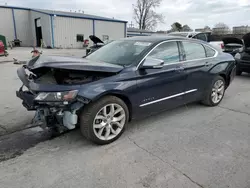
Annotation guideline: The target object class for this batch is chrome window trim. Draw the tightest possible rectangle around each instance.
[136,39,218,70]
[139,89,197,107]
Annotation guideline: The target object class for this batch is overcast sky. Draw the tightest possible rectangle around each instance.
[1,0,250,31]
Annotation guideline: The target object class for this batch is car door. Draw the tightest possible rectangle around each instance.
[180,41,217,103]
[133,41,187,117]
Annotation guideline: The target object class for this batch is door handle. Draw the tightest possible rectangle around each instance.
[175,67,185,72]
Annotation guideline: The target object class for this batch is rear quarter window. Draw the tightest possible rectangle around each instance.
[204,45,216,57]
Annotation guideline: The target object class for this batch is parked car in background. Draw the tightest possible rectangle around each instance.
[234,33,250,75]
[86,35,104,55]
[222,37,243,57]
[16,36,236,145]
[168,32,225,52]
[86,35,113,55]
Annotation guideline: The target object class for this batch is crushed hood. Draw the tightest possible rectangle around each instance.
[243,33,250,48]
[222,37,243,46]
[89,35,104,44]
[27,55,123,73]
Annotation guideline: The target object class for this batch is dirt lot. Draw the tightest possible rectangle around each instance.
[0,73,249,188]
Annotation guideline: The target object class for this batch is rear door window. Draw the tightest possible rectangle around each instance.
[148,41,180,64]
[182,41,206,60]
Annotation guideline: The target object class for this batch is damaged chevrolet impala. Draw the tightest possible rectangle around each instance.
[16,36,236,145]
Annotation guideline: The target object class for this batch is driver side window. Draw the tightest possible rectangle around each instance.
[147,41,180,64]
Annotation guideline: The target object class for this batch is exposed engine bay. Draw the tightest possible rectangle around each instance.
[29,67,115,85]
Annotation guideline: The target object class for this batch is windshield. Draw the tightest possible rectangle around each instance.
[86,40,152,66]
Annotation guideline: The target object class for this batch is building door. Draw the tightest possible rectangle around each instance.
[35,18,43,47]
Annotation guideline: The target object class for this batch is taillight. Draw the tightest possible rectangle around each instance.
[221,43,224,49]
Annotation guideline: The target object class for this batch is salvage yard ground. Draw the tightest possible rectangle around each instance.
[0,48,249,188]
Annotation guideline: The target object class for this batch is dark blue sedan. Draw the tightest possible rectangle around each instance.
[16,36,236,144]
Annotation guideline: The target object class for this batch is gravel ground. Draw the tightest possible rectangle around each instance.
[0,75,249,188]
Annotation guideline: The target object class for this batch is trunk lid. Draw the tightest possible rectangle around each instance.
[241,33,250,60]
[222,37,243,46]
[89,35,104,44]
[222,37,243,54]
[243,33,250,48]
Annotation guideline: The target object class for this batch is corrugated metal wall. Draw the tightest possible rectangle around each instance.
[0,7,126,48]
[95,20,125,41]
[14,9,32,46]
[53,16,93,48]
[30,11,51,47]
[0,8,15,44]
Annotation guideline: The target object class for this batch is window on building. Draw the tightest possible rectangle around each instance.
[76,34,84,42]
[182,41,206,60]
[103,35,109,41]
[204,45,216,57]
[148,41,180,63]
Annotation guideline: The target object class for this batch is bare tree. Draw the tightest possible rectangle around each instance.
[133,0,164,30]
[214,23,229,29]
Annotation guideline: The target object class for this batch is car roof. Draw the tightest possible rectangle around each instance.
[122,36,192,43]
[169,31,197,35]
[122,36,211,46]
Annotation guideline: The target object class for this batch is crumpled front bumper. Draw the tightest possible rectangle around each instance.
[16,86,36,110]
[16,65,85,130]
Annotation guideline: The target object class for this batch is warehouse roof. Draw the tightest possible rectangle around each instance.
[0,5,127,23]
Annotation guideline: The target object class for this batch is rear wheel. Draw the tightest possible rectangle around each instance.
[80,96,129,145]
[202,76,225,106]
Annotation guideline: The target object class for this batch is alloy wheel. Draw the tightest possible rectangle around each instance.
[211,80,225,104]
[93,103,126,141]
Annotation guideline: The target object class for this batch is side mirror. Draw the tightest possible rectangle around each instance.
[140,57,164,69]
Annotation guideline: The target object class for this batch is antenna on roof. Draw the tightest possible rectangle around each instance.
[5,2,7,5]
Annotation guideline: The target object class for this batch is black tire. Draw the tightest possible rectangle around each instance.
[202,76,225,106]
[80,96,129,145]
[236,69,242,76]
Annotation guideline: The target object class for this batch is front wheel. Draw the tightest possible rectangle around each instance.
[80,96,129,145]
[202,76,225,106]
